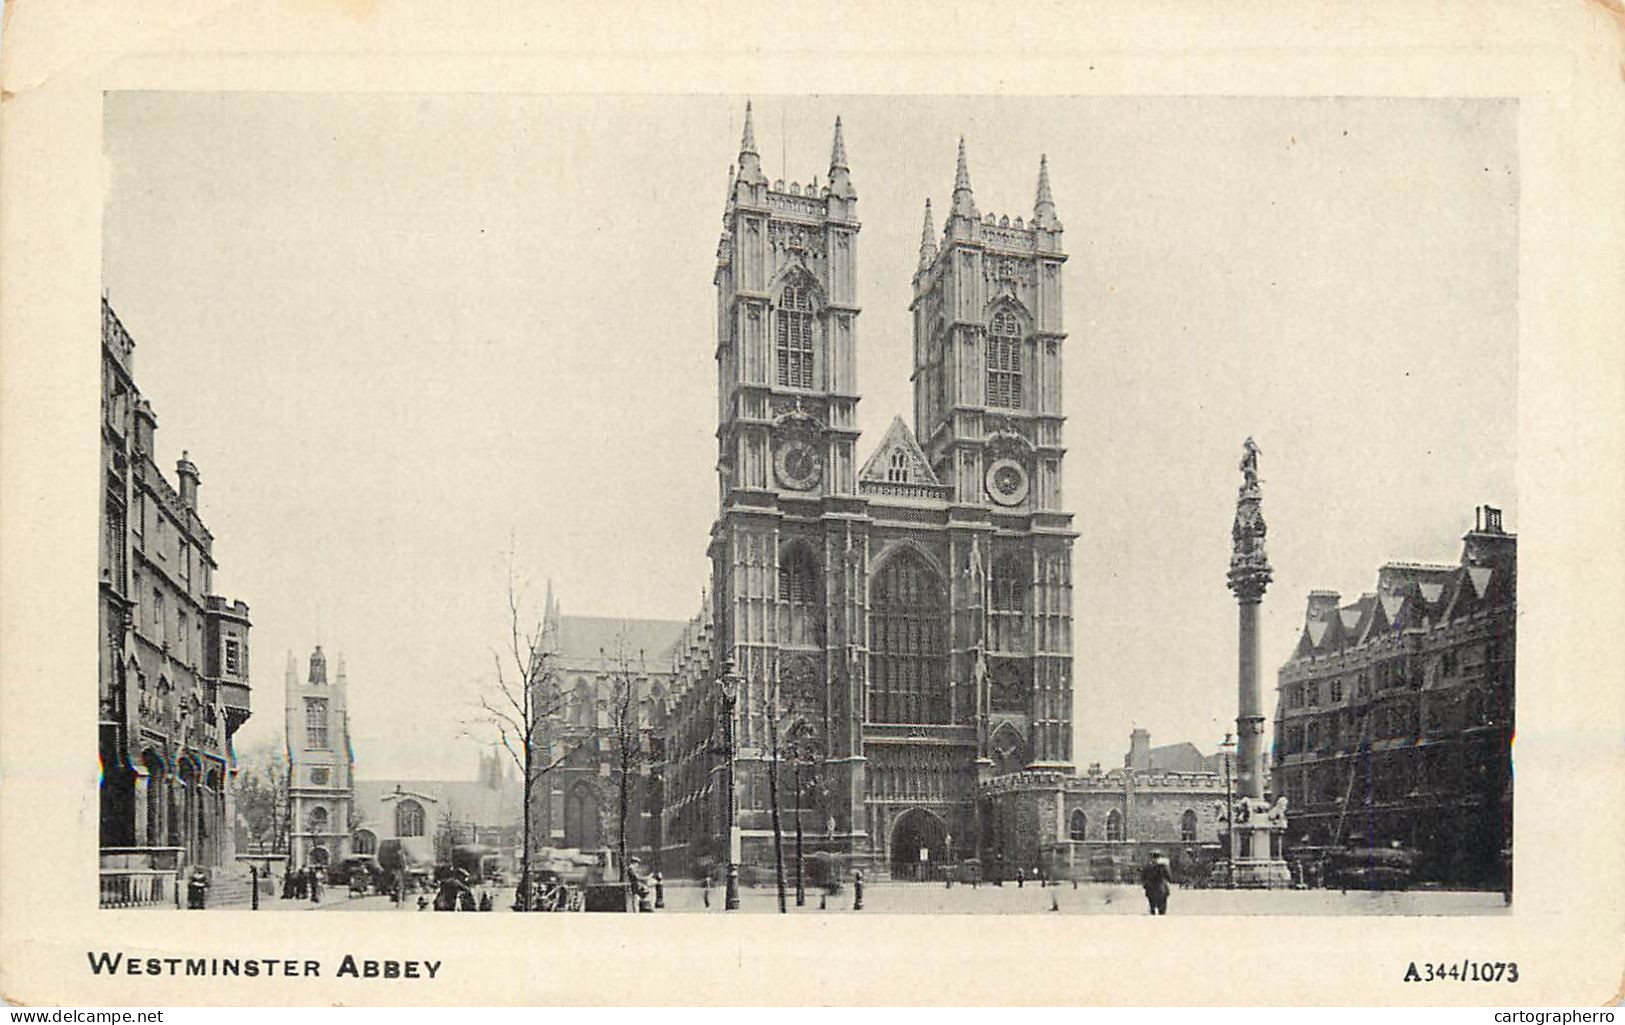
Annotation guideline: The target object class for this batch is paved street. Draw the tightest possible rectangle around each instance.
[288,881,1508,916]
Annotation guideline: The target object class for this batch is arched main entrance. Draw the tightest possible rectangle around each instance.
[890,808,949,881]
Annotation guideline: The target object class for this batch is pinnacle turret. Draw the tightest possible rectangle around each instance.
[736,101,766,186]
[918,199,938,269]
[740,100,757,156]
[827,115,856,201]
[950,137,978,220]
[1033,153,1060,229]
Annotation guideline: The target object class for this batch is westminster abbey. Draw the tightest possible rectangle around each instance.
[655,105,1083,879]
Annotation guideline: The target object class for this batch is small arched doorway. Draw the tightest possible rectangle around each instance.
[310,845,330,868]
[890,807,949,881]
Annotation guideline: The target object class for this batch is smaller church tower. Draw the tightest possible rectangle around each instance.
[284,646,354,871]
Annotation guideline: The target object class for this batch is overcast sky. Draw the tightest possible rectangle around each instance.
[103,92,1516,780]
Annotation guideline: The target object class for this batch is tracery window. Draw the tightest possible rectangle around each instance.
[986,308,1023,408]
[1106,810,1124,842]
[1068,810,1087,841]
[1181,809,1198,842]
[304,698,329,749]
[777,544,823,647]
[776,282,816,389]
[867,551,948,724]
[395,799,425,837]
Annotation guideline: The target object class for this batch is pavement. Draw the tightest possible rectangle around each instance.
[287,881,1509,916]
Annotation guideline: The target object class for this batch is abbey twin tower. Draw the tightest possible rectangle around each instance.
[659,104,1081,878]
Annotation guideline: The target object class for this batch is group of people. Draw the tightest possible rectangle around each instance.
[426,867,493,911]
[281,866,325,903]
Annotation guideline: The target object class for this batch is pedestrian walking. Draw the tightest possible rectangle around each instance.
[701,872,712,908]
[309,867,323,904]
[852,869,864,911]
[1016,866,1025,888]
[1140,850,1172,915]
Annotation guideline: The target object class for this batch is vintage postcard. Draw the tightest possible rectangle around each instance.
[1,0,1621,1007]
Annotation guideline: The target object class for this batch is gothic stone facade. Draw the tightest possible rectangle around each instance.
[1273,505,1516,886]
[99,299,252,882]
[664,109,1077,878]
[528,599,686,868]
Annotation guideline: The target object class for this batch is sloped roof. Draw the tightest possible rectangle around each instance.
[858,416,941,487]
[1147,742,1207,773]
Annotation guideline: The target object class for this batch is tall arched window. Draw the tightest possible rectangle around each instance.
[990,722,1028,776]
[308,806,329,836]
[986,307,1023,408]
[564,783,601,851]
[1069,809,1087,841]
[353,829,376,855]
[990,554,1027,653]
[868,550,948,724]
[1181,809,1198,842]
[776,281,816,389]
[572,681,594,727]
[395,799,425,838]
[1105,810,1124,842]
[778,543,823,648]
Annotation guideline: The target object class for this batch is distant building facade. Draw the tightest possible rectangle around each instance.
[285,646,355,870]
[983,732,1228,881]
[530,590,686,868]
[1273,505,1516,886]
[99,299,253,881]
[352,752,522,870]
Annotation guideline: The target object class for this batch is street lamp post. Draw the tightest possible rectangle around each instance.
[718,659,741,911]
[1220,732,1237,889]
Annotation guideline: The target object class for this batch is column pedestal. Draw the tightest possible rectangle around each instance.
[1228,797,1291,888]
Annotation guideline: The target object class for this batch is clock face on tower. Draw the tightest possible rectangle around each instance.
[775,439,822,491]
[985,458,1029,507]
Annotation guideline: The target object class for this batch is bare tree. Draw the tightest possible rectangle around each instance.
[470,562,571,907]
[602,638,648,884]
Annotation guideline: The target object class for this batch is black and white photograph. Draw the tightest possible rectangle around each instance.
[2,0,1621,1010]
[96,92,1517,917]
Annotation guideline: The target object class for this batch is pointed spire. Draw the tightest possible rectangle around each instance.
[740,100,757,156]
[827,115,856,201]
[1033,153,1060,230]
[829,116,848,171]
[736,100,765,186]
[918,199,938,269]
[951,136,978,220]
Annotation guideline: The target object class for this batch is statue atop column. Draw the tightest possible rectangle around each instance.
[1224,436,1290,886]
[1227,437,1272,603]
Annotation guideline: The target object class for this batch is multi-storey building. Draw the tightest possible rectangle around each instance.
[285,645,355,871]
[660,106,1077,878]
[99,299,253,900]
[1273,505,1516,886]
